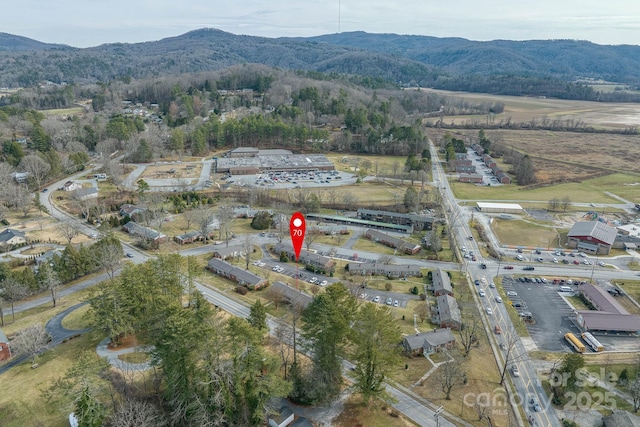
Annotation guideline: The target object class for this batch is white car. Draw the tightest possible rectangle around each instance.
[373,296,380,303]
[511,365,520,377]
[393,300,399,307]
[486,307,493,315]
[495,296,503,303]
[553,258,558,263]
[320,280,328,287]
[507,291,517,297]
[479,290,486,297]
[309,277,318,284]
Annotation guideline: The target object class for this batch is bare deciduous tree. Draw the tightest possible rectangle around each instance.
[436,352,466,400]
[12,323,51,365]
[19,155,50,189]
[110,399,165,427]
[56,220,80,245]
[95,240,124,280]
[458,316,481,357]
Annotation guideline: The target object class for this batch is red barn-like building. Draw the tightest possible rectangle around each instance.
[567,221,617,255]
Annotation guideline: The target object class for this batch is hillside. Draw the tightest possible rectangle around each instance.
[1,28,639,101]
[306,32,640,84]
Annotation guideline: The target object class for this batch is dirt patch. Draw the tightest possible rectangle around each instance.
[108,334,140,351]
[141,163,202,180]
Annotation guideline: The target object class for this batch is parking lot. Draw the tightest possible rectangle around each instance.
[221,169,356,190]
[501,276,578,352]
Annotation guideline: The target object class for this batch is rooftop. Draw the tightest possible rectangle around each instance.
[578,311,640,332]
[568,221,617,245]
[580,283,628,315]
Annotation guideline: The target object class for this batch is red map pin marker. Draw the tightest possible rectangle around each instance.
[289,212,306,261]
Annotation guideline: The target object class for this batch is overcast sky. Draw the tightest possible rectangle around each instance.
[5,0,640,48]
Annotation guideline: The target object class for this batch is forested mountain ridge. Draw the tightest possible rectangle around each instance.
[305,32,640,84]
[1,28,640,100]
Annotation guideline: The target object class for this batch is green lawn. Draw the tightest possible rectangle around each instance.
[451,173,640,204]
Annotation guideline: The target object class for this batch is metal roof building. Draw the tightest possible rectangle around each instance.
[567,221,617,254]
[476,202,524,214]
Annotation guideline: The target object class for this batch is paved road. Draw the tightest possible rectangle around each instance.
[0,302,90,375]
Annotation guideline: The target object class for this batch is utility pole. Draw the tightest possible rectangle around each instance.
[434,406,444,427]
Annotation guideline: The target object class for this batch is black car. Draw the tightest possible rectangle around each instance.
[480,263,487,269]
[523,266,535,271]
[474,280,480,286]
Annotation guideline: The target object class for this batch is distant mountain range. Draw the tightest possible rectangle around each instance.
[1,28,639,98]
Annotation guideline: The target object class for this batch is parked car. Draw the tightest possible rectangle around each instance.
[393,300,399,307]
[507,291,518,297]
[511,365,520,377]
[573,260,580,265]
[373,296,381,303]
[386,297,393,305]
[320,280,328,286]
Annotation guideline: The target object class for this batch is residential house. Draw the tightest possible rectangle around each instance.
[271,281,313,308]
[364,229,421,255]
[206,258,267,290]
[402,328,456,356]
[567,221,617,255]
[174,230,203,245]
[347,262,422,278]
[62,181,81,192]
[11,171,30,183]
[432,269,453,296]
[435,294,461,330]
[0,329,11,361]
[212,244,247,260]
[72,187,98,201]
[121,222,167,243]
[273,243,335,273]
[0,228,27,246]
[119,204,146,218]
[455,165,477,174]
[458,173,484,183]
[470,143,484,155]
[495,170,512,184]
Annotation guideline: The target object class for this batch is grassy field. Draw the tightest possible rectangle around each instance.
[0,331,105,427]
[334,395,419,427]
[450,173,639,205]
[491,218,563,248]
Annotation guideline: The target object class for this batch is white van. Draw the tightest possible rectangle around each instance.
[560,286,573,293]
[516,254,524,261]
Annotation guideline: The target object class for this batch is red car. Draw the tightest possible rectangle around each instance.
[573,259,580,265]
[503,265,514,270]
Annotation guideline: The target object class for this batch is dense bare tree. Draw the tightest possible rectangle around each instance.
[110,399,165,427]
[342,191,358,211]
[193,205,216,244]
[12,323,51,365]
[216,201,235,246]
[19,154,50,189]
[436,352,466,400]
[56,221,80,245]
[458,316,481,357]
[95,238,124,280]
[243,234,254,270]
[12,184,32,217]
